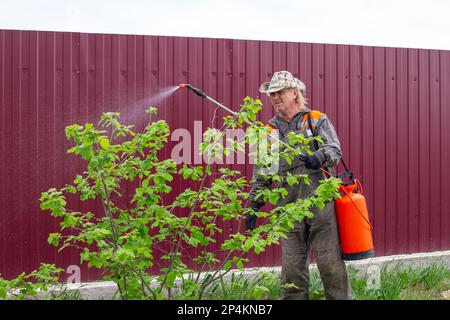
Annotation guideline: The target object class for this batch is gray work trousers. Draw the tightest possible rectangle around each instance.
[280,201,352,300]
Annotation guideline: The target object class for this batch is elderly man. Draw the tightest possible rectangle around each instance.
[246,71,351,300]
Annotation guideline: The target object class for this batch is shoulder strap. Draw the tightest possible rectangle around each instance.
[309,110,323,120]
[265,123,277,132]
[307,112,320,151]
[306,111,351,173]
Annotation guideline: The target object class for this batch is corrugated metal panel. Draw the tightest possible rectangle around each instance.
[1,29,450,281]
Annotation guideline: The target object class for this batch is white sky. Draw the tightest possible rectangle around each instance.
[1,0,450,50]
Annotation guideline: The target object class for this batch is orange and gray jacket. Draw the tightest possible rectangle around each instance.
[249,107,342,208]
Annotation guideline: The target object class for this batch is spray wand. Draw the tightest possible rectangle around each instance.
[178,84,240,120]
[178,83,298,154]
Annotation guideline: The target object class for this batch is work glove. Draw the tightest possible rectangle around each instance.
[245,201,261,231]
[299,152,322,170]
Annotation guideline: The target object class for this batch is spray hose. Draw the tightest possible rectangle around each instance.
[179,83,372,229]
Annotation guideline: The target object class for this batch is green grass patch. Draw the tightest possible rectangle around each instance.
[193,262,450,300]
[348,262,450,300]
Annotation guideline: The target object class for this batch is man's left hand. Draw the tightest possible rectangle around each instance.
[300,153,322,170]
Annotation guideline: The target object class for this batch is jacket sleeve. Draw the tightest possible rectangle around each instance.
[313,114,342,168]
[248,165,272,210]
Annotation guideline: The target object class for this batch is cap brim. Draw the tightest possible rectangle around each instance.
[259,82,285,93]
[259,82,270,93]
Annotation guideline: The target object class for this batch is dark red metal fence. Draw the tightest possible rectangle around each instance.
[1,29,450,281]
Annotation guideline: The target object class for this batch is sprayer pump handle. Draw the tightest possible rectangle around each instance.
[337,171,354,186]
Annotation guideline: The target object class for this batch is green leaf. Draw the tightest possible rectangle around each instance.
[279,188,288,197]
[188,237,200,247]
[166,271,176,288]
[269,193,280,205]
[242,238,254,252]
[146,107,158,115]
[162,173,174,182]
[93,228,112,238]
[305,211,314,219]
[154,174,166,185]
[182,168,193,180]
[79,146,93,160]
[98,137,110,149]
[316,198,325,209]
[116,248,135,264]
[47,233,61,247]
[199,141,210,154]
[223,260,233,271]
[252,285,270,300]
[192,230,204,242]
[286,175,298,186]
[284,154,292,165]
[0,287,7,299]
[62,185,77,194]
[63,215,78,227]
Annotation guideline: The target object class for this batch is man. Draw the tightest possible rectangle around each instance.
[246,71,351,300]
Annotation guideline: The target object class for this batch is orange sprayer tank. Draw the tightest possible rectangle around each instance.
[335,176,375,260]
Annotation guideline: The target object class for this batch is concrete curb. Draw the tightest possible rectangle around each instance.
[67,250,450,300]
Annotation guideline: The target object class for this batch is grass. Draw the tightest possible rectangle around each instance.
[30,262,449,300]
[195,262,450,300]
[202,271,281,300]
[348,262,450,300]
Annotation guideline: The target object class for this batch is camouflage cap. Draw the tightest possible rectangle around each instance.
[259,71,306,95]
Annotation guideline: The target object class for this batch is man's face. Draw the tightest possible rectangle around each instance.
[269,88,297,116]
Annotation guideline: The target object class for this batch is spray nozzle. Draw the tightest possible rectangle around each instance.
[178,83,207,98]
